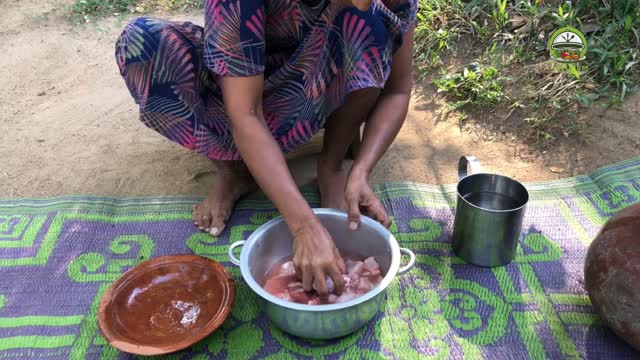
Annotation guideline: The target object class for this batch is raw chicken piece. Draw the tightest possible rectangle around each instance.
[307,297,322,305]
[346,259,364,274]
[289,288,312,304]
[262,275,291,297]
[262,255,384,305]
[280,261,296,275]
[356,277,374,293]
[262,261,298,298]
[363,257,382,278]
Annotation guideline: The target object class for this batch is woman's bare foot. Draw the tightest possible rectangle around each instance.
[317,159,348,211]
[192,162,256,236]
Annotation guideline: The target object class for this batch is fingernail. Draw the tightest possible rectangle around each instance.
[209,227,219,236]
[349,221,358,230]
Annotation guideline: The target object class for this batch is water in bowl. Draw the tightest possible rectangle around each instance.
[463,191,522,211]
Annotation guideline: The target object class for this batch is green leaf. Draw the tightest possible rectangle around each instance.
[567,64,580,80]
[625,15,633,31]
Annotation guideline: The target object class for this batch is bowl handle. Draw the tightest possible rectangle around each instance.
[227,241,245,266]
[397,248,416,275]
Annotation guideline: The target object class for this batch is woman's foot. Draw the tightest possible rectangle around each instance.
[317,158,348,211]
[192,162,256,236]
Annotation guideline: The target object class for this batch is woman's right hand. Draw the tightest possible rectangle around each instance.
[219,75,345,301]
[291,218,346,301]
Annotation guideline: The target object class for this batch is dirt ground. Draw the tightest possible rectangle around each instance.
[1,0,639,198]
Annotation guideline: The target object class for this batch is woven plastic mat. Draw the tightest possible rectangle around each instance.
[0,158,639,359]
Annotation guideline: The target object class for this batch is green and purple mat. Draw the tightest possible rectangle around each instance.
[1,158,639,359]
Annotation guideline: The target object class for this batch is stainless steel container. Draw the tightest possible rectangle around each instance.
[227,209,415,339]
[452,156,529,267]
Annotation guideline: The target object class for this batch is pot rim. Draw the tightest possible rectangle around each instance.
[238,208,401,311]
[457,173,529,213]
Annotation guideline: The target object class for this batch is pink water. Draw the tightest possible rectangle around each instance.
[262,256,384,305]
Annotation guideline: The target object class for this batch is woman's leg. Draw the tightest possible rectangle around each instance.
[116,17,255,236]
[312,4,396,210]
[318,88,380,210]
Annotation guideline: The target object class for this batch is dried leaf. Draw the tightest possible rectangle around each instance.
[549,167,566,173]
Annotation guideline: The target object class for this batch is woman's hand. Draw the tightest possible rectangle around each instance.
[345,168,392,230]
[343,27,414,230]
[291,219,346,301]
[219,75,347,301]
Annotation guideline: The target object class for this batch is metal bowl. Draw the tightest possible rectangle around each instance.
[227,208,415,339]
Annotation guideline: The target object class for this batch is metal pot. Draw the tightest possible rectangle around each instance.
[227,208,416,339]
[452,156,529,267]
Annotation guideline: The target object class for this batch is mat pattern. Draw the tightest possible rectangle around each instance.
[1,158,639,359]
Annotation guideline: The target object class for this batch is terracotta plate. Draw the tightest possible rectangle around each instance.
[97,255,235,356]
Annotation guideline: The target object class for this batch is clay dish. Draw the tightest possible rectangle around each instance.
[97,255,235,356]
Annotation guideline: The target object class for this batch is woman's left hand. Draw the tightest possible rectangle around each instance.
[345,169,391,230]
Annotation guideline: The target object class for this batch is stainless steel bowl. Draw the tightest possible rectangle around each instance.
[227,208,416,339]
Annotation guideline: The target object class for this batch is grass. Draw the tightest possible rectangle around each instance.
[68,0,137,23]
[413,0,470,73]
[433,63,505,107]
[152,0,204,11]
[67,0,203,23]
[491,0,509,30]
[414,0,639,139]
[582,0,640,103]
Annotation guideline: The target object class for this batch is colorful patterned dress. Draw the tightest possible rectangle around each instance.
[115,0,417,160]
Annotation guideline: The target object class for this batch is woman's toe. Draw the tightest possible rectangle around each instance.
[200,213,212,231]
[193,205,201,226]
[208,215,226,236]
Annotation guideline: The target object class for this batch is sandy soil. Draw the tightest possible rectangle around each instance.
[1,0,639,198]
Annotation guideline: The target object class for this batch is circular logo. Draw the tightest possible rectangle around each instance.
[548,26,588,63]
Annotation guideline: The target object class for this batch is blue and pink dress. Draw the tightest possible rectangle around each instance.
[116,0,417,160]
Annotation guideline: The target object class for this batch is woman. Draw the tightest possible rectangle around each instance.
[116,0,416,300]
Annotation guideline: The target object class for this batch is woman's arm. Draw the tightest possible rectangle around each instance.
[344,26,414,228]
[219,75,345,299]
[350,26,415,179]
[220,75,314,230]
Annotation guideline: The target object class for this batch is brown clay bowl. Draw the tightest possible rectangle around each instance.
[97,255,235,356]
